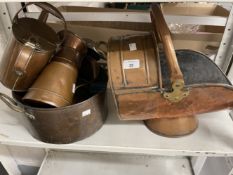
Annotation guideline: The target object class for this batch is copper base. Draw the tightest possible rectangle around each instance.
[144,116,198,137]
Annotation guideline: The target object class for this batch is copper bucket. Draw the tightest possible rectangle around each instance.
[0,2,66,91]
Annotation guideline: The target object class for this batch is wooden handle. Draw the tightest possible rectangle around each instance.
[151,4,184,83]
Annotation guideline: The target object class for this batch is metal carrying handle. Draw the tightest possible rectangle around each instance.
[13,2,66,28]
[13,2,67,44]
[29,2,65,21]
[0,93,35,120]
[150,4,189,103]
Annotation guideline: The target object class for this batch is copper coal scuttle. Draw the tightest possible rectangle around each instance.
[107,5,233,137]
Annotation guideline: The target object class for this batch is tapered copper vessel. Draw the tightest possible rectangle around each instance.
[23,31,87,107]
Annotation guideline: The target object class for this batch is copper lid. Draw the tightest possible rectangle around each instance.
[13,18,60,51]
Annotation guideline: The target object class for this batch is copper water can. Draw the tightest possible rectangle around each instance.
[23,31,87,107]
[0,2,66,91]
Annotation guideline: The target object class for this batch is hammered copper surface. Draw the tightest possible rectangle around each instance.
[3,63,108,144]
[13,90,107,144]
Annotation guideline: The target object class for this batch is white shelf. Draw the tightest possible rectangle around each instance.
[0,87,233,157]
[38,151,192,175]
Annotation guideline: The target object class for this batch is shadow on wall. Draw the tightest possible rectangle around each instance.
[0,162,9,175]
[0,19,7,59]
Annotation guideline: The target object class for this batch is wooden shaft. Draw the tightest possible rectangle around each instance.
[151,5,184,83]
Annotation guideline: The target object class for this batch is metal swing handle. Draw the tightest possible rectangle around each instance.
[150,4,189,102]
[13,2,67,44]
[13,2,66,26]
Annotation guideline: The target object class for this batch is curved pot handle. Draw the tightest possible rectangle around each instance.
[0,93,35,120]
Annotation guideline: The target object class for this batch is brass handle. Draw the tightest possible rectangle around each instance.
[150,4,189,102]
[0,93,35,120]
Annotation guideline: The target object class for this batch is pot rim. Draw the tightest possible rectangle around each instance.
[13,89,106,112]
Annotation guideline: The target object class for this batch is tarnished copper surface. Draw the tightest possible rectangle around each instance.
[23,61,78,107]
[13,90,107,144]
[107,4,233,125]
[117,85,233,120]
[0,36,54,91]
[108,34,159,90]
[0,2,65,91]
[108,34,233,121]
[58,30,87,65]
[145,116,198,137]
[141,5,232,137]
[1,63,108,144]
[23,30,87,107]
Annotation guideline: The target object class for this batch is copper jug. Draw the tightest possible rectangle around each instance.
[23,31,87,107]
[0,2,66,91]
